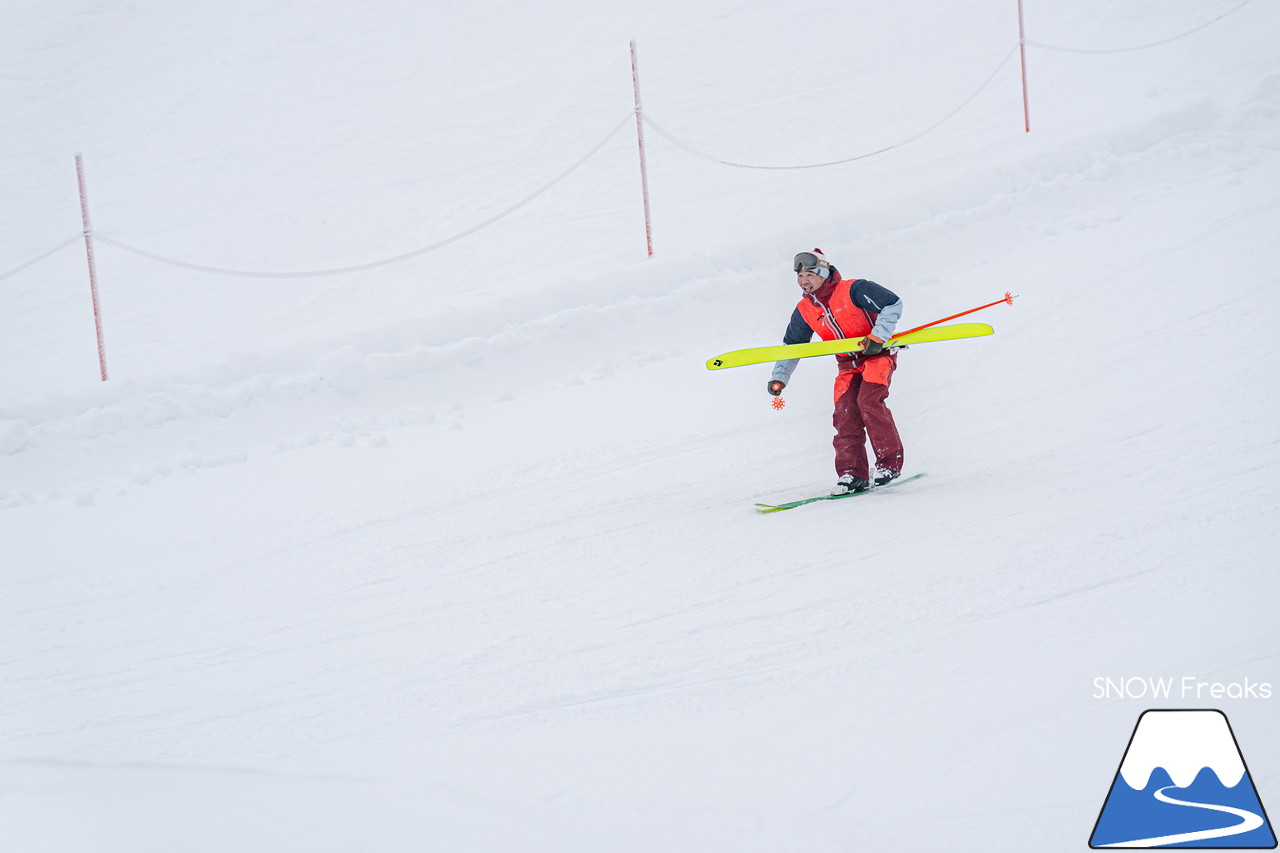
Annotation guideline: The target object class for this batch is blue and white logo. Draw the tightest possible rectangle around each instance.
[1090,709,1276,848]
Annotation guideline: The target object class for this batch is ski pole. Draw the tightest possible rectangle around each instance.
[889,292,1017,342]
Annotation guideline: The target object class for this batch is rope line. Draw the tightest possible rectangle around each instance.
[641,46,1018,171]
[1027,0,1252,54]
[0,235,82,283]
[95,112,634,279]
[5,6,1256,282]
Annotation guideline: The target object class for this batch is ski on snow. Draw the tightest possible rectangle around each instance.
[754,473,927,513]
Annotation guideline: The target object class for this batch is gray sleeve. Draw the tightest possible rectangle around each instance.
[872,298,903,342]
[771,306,811,384]
[771,358,800,384]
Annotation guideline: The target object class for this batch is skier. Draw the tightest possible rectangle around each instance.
[768,249,905,495]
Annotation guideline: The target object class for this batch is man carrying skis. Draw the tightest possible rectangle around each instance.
[768,249,905,495]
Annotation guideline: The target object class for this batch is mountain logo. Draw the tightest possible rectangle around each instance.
[1090,709,1276,848]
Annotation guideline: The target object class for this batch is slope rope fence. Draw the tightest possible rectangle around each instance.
[2,1,1254,283]
[640,1,1255,171]
[0,0,1261,385]
[1026,0,1253,54]
[641,46,1019,171]
[0,235,82,284]
[92,112,634,279]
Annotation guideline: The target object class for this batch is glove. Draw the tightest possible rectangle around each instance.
[767,380,786,396]
[861,336,884,356]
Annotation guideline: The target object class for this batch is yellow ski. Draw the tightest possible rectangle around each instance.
[705,322,994,370]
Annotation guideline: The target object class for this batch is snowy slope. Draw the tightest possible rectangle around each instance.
[3,0,1279,850]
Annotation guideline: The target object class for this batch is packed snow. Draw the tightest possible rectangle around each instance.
[3,0,1278,850]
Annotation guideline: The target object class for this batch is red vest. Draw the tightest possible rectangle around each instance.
[797,278,896,386]
[796,278,873,342]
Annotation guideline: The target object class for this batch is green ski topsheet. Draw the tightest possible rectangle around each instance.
[755,473,927,512]
[706,323,993,370]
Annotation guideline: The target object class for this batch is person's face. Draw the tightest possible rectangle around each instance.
[797,269,824,294]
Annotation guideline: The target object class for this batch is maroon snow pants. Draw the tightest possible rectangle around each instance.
[832,356,903,480]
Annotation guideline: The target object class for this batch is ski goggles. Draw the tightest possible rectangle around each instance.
[793,252,827,274]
